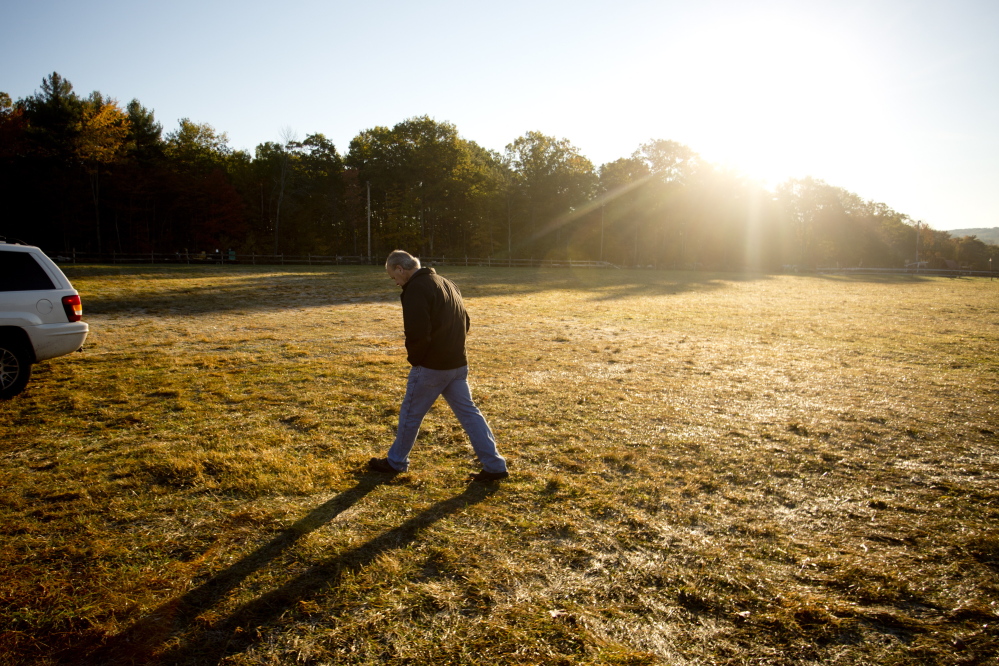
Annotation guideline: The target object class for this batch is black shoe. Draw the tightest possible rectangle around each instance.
[368,457,400,474]
[470,470,509,482]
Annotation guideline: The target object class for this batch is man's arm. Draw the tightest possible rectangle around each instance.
[402,285,434,366]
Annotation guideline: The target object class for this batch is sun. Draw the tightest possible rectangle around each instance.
[660,15,886,187]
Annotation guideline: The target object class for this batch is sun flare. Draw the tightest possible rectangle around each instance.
[656,16,885,186]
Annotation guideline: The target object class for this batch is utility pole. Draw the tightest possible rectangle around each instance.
[366,181,371,264]
[634,226,639,267]
[915,220,921,272]
[507,194,512,265]
[600,204,605,263]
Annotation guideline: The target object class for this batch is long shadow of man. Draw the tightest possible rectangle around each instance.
[78,477,497,664]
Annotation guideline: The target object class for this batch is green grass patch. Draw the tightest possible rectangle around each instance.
[1,265,997,664]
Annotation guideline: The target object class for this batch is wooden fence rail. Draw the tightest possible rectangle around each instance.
[46,251,997,278]
[55,251,621,270]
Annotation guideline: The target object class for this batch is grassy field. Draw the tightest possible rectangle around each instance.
[1,265,997,665]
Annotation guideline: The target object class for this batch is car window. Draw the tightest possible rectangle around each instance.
[0,251,57,291]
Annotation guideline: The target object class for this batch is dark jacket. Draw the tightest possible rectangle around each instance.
[400,267,470,369]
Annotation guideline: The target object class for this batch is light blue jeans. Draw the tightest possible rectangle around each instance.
[386,365,507,474]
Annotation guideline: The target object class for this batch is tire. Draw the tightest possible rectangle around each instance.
[0,341,32,399]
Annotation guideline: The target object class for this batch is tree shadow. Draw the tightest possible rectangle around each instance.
[75,266,394,316]
[813,273,934,284]
[77,477,498,665]
[581,270,776,302]
[70,265,782,318]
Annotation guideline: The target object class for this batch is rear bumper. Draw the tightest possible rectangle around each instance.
[29,322,89,362]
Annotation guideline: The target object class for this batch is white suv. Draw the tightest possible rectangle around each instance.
[0,241,89,398]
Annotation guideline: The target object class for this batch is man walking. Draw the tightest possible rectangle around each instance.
[369,250,508,482]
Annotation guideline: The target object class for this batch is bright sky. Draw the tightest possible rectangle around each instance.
[3,0,997,231]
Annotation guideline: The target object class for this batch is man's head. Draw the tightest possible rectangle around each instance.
[385,250,421,286]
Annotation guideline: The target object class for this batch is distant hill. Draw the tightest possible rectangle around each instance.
[944,227,999,245]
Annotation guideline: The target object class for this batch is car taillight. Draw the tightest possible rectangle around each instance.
[62,294,83,322]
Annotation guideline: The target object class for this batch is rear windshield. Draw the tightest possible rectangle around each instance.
[0,251,57,291]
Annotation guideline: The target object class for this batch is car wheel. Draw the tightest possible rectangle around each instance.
[0,342,32,399]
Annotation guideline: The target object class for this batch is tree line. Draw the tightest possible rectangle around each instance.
[2,73,996,271]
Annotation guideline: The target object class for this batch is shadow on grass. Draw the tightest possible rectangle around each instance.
[813,273,935,284]
[76,266,392,316]
[582,271,775,302]
[60,264,366,281]
[77,476,499,665]
[73,265,781,317]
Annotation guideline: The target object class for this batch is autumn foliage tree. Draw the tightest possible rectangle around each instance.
[1,72,996,271]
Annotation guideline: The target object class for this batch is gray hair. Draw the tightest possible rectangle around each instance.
[385,250,421,271]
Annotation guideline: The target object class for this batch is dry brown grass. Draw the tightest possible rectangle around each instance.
[1,265,997,665]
